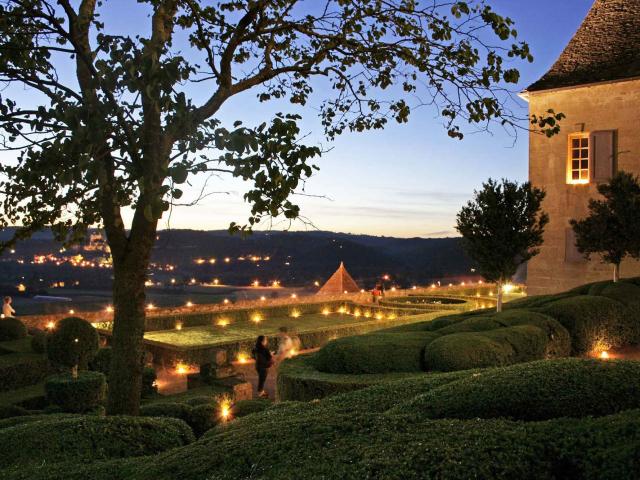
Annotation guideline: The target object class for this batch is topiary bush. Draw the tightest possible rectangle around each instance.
[188,403,217,436]
[46,317,99,369]
[0,415,195,470]
[313,332,440,374]
[89,347,112,375]
[232,398,272,418]
[0,405,30,419]
[139,402,193,426]
[424,332,513,372]
[0,317,27,341]
[540,295,628,354]
[390,359,640,422]
[30,329,47,354]
[44,371,106,413]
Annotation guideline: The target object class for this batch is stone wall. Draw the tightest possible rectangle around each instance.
[527,78,640,295]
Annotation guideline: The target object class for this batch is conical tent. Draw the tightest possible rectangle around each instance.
[317,262,360,295]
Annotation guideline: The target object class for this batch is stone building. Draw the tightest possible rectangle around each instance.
[523,0,640,295]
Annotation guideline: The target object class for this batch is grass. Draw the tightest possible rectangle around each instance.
[145,312,415,347]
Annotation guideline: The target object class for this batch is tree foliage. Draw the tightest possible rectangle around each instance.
[456,179,548,310]
[570,171,640,281]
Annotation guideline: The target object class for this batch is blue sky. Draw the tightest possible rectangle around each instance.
[4,1,596,237]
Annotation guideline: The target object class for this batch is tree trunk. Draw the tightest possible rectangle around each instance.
[613,263,620,283]
[106,252,152,415]
[496,280,503,313]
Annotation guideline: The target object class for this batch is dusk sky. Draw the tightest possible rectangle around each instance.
[5,1,596,238]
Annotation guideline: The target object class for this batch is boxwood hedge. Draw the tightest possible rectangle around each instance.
[314,332,441,374]
[391,359,640,421]
[45,371,106,413]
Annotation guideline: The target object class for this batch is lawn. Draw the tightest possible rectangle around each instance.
[144,312,401,347]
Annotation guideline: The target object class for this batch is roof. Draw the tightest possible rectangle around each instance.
[527,0,640,92]
[316,262,360,295]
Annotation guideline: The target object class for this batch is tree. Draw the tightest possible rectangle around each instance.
[0,0,561,415]
[570,171,640,282]
[456,179,548,312]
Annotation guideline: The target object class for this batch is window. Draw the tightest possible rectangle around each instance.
[567,133,590,184]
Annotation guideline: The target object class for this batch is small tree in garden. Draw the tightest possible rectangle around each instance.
[570,171,640,282]
[456,179,548,312]
[0,0,563,414]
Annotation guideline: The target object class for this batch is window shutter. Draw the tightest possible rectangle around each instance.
[590,130,615,183]
[565,228,586,263]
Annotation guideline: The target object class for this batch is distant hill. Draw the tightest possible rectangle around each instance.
[0,228,476,288]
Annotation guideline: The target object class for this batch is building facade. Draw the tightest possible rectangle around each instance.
[525,0,640,295]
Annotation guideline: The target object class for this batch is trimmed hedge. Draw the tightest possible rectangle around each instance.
[0,415,195,469]
[0,352,50,392]
[232,398,272,418]
[277,354,424,402]
[46,317,100,369]
[314,332,440,374]
[139,402,193,426]
[0,405,29,419]
[45,371,106,413]
[540,295,629,354]
[89,347,112,375]
[0,318,27,341]
[392,359,640,421]
[29,330,46,354]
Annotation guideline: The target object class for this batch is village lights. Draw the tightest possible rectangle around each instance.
[195,258,205,265]
[290,309,301,318]
[252,280,260,287]
[290,293,297,299]
[147,303,156,310]
[260,296,266,301]
[314,281,320,287]
[46,321,56,330]
[343,290,348,294]
[213,279,220,285]
[322,308,330,316]
[106,305,114,313]
[217,318,229,327]
[431,284,436,288]
[383,275,390,281]
[190,278,197,285]
[223,298,230,304]
[375,313,384,320]
[412,286,417,290]
[170,278,176,284]
[272,280,280,287]
[185,301,193,308]
[502,284,516,294]
[251,314,262,323]
[175,322,183,330]
[224,257,231,263]
[209,258,216,264]
[69,309,75,315]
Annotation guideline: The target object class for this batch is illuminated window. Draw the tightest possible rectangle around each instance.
[567,133,590,184]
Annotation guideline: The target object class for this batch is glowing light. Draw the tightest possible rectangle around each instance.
[69,309,75,315]
[170,278,176,284]
[338,306,346,314]
[478,280,483,285]
[252,280,260,287]
[74,338,79,343]
[476,293,481,298]
[343,290,348,294]
[390,287,396,292]
[195,258,205,265]
[489,292,494,297]
[224,257,231,263]
[223,298,230,304]
[105,305,114,313]
[364,311,371,318]
[219,399,232,422]
[209,258,216,264]
[175,322,183,330]
[431,284,436,288]
[322,308,330,316]
[175,363,188,375]
[290,348,298,357]
[272,280,280,287]
[237,353,249,364]
[412,286,417,290]
[314,281,320,287]
[375,313,384,320]
[252,314,262,323]
[383,275,390,280]
[217,318,229,327]
[461,282,466,286]
[599,351,610,360]
[388,314,397,320]
[185,301,193,308]
[46,321,56,330]
[448,283,453,287]
[17,283,26,293]
[354,309,361,318]
[290,293,297,299]
[190,278,197,285]
[502,283,515,294]
[260,296,266,301]
[213,279,220,285]
[290,309,301,318]
[147,303,156,310]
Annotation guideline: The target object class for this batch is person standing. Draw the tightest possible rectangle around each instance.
[251,335,273,398]
[2,296,15,318]
[276,326,293,361]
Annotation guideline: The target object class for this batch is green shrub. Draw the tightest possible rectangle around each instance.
[424,332,513,371]
[0,404,30,419]
[540,295,629,354]
[0,353,50,392]
[391,359,640,421]
[89,347,112,375]
[29,330,46,354]
[598,281,640,306]
[188,403,217,436]
[277,355,424,402]
[0,317,27,341]
[139,402,193,426]
[184,395,215,406]
[46,317,99,369]
[0,413,78,430]
[0,415,195,469]
[232,398,272,418]
[314,332,440,374]
[504,292,577,309]
[45,371,106,413]
[142,366,157,398]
